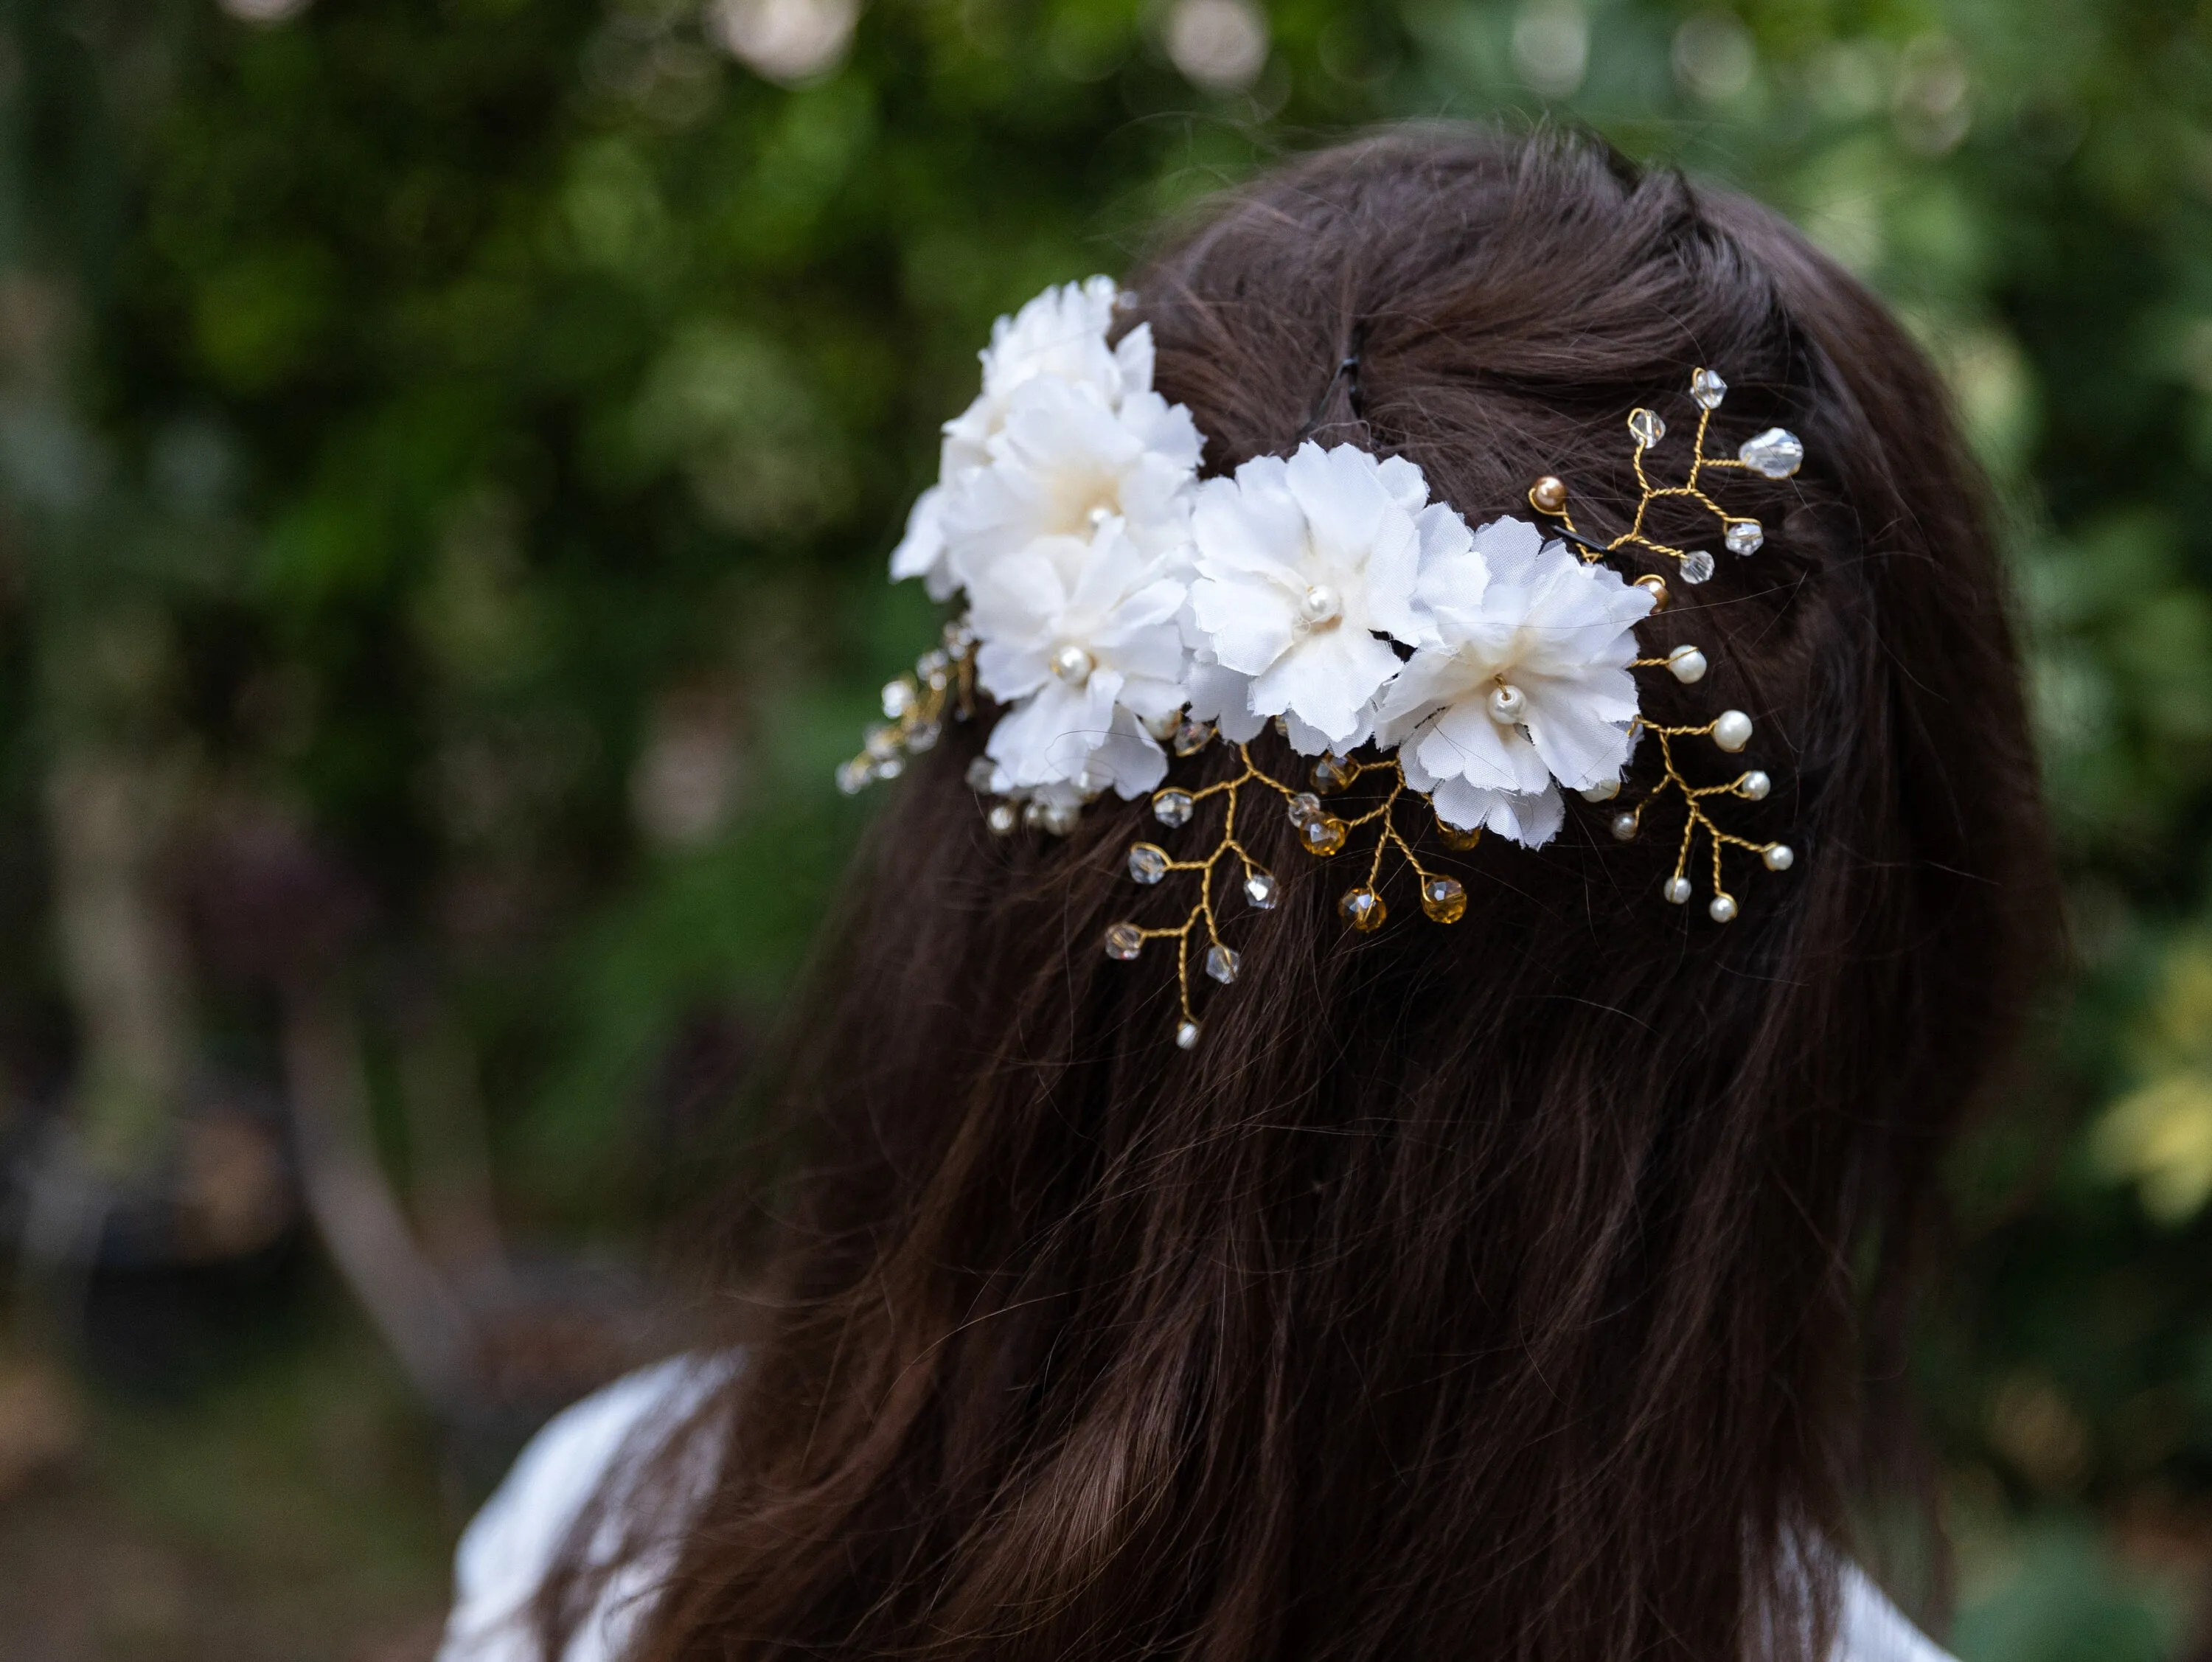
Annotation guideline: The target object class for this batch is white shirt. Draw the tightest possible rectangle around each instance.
[439,1359,1957,1662]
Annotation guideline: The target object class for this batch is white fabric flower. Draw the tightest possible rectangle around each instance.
[1371,516,1653,847]
[1184,442,1466,754]
[967,516,1189,799]
[890,277,1165,596]
[938,375,1200,588]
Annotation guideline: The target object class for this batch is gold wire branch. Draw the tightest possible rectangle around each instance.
[1108,737,1473,1049]
[836,620,978,797]
[1527,378,1767,593]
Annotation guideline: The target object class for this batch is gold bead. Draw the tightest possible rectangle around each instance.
[1419,875,1467,924]
[1528,475,1568,515]
[1339,886,1387,931]
[1434,818,1482,851]
[1302,815,1348,857]
[1635,573,1670,611]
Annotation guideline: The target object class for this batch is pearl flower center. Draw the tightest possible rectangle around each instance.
[1051,644,1096,686]
[1486,682,1527,724]
[1299,583,1342,627]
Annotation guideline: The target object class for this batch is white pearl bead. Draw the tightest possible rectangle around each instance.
[1610,812,1638,842]
[1736,770,1771,801]
[1708,894,1739,922]
[1087,504,1112,528]
[1666,645,1708,684]
[1663,875,1692,905]
[1711,709,1753,752]
[1762,842,1794,872]
[1052,644,1095,685]
[1487,683,1527,724]
[1175,1019,1201,1051]
[1300,583,1342,625]
[1579,777,1620,802]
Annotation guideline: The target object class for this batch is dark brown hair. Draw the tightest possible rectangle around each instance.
[557,126,2054,1662]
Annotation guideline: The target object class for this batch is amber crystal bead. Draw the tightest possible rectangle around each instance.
[1434,818,1482,851]
[1419,875,1467,924]
[1339,886,1387,931]
[1311,754,1356,793]
[1303,816,1348,856]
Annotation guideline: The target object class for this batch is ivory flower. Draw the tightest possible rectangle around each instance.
[968,515,1189,799]
[938,375,1200,590]
[1184,442,1467,754]
[1371,516,1652,846]
[890,277,1167,597]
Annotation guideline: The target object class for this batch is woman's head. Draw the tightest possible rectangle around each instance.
[608,126,2055,1662]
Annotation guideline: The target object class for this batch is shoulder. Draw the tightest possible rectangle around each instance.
[1835,1563,1957,1662]
[437,1352,740,1662]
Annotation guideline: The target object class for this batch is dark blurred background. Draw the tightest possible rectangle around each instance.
[0,0,2199,1656]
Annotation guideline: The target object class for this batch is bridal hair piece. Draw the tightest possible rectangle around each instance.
[840,278,1806,1046]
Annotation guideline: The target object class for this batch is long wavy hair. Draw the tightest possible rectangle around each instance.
[549,126,2056,1662]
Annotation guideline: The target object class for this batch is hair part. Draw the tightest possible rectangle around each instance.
[557,125,2055,1662]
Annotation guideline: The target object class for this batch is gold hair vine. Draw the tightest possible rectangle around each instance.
[839,313,1804,1049]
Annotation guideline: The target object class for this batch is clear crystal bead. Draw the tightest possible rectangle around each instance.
[874,754,905,780]
[916,649,950,678]
[1204,944,1240,984]
[1285,791,1322,829]
[1628,408,1666,448]
[1127,843,1169,884]
[1725,518,1764,556]
[1152,790,1194,827]
[942,616,978,653]
[1172,716,1216,757]
[1243,869,1279,910]
[1691,367,1727,410]
[881,679,917,720]
[1738,427,1804,479]
[905,720,941,753]
[1040,800,1079,835]
[987,802,1018,835]
[835,759,872,795]
[1679,550,1716,585]
[966,757,999,793]
[1175,1019,1201,1051]
[863,723,900,760]
[1104,922,1144,961]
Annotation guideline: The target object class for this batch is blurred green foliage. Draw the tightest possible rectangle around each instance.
[4,0,2212,1647]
